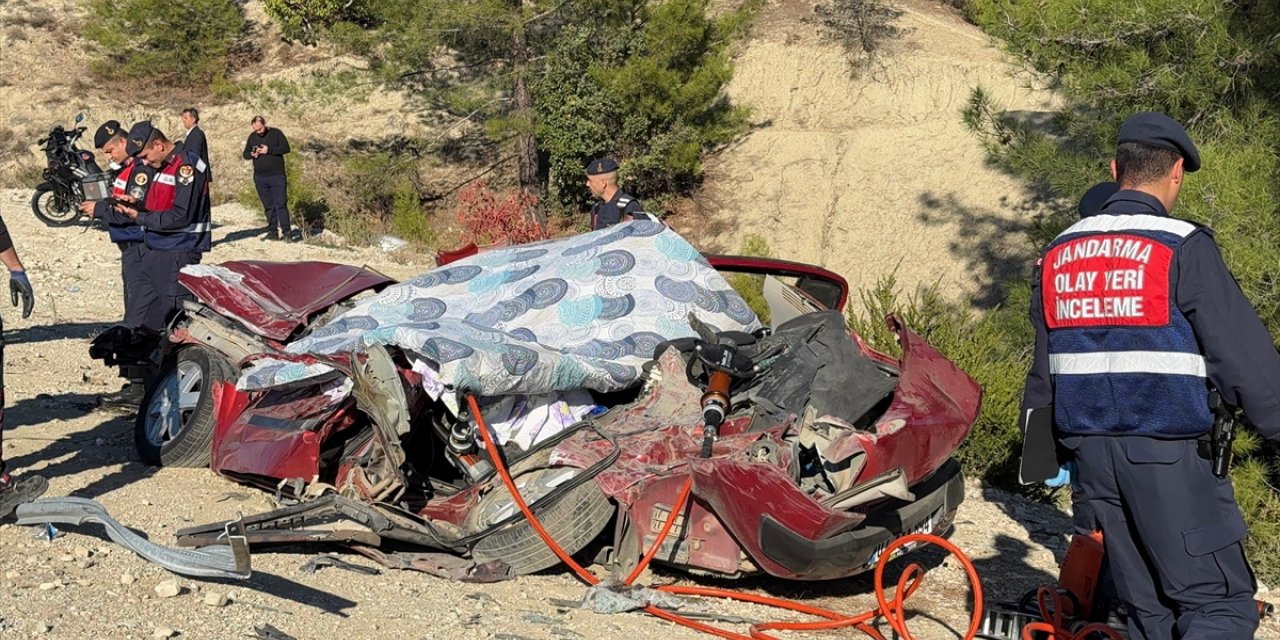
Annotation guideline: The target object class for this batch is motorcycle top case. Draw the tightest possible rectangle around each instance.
[81,172,112,201]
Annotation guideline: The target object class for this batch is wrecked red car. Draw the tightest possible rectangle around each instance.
[158,222,980,582]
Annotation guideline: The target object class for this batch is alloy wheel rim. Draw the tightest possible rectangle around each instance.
[143,361,203,446]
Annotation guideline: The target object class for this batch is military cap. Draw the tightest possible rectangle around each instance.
[1117,112,1200,172]
[585,157,619,175]
[93,120,123,149]
[1078,181,1120,218]
[124,121,159,157]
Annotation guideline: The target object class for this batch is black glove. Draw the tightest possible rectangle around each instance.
[9,271,33,319]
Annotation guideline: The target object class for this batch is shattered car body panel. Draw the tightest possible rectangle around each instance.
[172,239,981,581]
[177,261,394,342]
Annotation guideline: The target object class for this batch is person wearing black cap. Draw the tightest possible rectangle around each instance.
[585,157,645,231]
[243,116,296,242]
[78,119,158,407]
[1020,112,1279,639]
[112,121,212,335]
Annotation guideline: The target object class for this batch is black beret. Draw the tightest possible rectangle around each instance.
[1078,181,1120,218]
[585,157,619,175]
[93,120,123,149]
[1117,112,1200,172]
[124,121,160,157]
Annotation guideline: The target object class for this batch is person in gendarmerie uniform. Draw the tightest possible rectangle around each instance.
[113,121,212,334]
[80,120,155,328]
[1077,181,1120,218]
[1020,112,1280,640]
[585,157,645,231]
[78,120,158,407]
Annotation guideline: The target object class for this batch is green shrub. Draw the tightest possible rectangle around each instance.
[262,0,376,45]
[535,0,759,213]
[849,273,1039,491]
[724,234,774,325]
[84,0,246,87]
[389,183,436,247]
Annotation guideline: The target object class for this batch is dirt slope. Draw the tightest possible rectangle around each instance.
[683,0,1059,306]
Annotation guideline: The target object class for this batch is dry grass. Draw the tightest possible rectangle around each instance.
[3,6,57,30]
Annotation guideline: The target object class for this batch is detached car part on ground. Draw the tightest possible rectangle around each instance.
[112,227,981,581]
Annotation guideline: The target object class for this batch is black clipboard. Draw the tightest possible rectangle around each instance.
[1018,406,1061,485]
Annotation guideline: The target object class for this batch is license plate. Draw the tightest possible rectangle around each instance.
[864,506,944,569]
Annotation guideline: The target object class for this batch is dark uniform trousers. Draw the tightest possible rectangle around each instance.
[120,241,147,327]
[138,249,201,333]
[254,174,291,233]
[1063,435,1258,640]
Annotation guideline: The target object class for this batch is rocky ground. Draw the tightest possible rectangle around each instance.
[0,190,1274,639]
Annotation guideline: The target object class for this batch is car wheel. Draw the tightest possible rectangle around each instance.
[134,345,236,467]
[470,469,615,575]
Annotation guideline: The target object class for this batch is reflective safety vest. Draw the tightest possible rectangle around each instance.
[107,161,146,244]
[1040,213,1212,437]
[142,150,211,252]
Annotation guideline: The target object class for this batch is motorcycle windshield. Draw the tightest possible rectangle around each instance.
[178,261,395,342]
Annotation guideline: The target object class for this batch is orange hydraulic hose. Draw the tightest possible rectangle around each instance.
[1020,586,1125,640]
[467,394,986,640]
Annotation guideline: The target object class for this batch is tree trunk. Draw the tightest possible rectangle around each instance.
[510,0,546,226]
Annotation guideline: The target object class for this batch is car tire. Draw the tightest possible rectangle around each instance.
[471,475,615,575]
[134,345,236,468]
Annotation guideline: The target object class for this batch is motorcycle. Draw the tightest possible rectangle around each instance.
[32,113,109,227]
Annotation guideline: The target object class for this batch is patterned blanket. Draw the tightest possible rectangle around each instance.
[237,220,761,398]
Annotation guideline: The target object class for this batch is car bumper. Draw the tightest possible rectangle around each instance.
[756,457,965,580]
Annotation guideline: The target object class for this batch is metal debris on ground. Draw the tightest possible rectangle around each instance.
[299,555,381,576]
[252,623,297,640]
[521,613,561,625]
[14,497,252,579]
[349,545,514,583]
[29,522,63,541]
[575,583,692,615]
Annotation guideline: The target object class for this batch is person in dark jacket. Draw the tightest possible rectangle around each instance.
[1020,112,1280,640]
[180,108,211,183]
[79,120,156,408]
[115,121,212,333]
[243,115,296,241]
[585,157,646,231]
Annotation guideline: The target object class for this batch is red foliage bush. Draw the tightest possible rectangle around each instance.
[454,180,548,246]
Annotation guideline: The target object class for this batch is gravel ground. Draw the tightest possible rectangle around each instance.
[0,189,1275,640]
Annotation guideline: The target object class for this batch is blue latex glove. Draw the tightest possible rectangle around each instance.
[9,270,33,319]
[1044,461,1077,488]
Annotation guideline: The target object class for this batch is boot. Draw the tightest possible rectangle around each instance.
[0,471,48,519]
[100,382,145,410]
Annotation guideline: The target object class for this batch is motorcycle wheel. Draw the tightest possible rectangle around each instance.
[134,345,236,468]
[31,186,82,227]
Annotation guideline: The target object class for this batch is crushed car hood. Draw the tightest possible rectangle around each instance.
[179,261,394,341]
